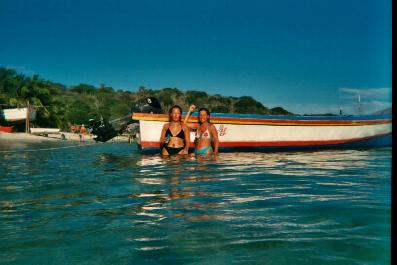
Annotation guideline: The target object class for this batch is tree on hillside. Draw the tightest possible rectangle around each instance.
[137,86,156,98]
[185,90,208,105]
[70,84,96,94]
[270,107,293,115]
[98,84,114,94]
[211,105,230,113]
[66,99,95,125]
[234,96,268,114]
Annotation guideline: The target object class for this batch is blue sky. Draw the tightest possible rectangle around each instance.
[0,0,391,114]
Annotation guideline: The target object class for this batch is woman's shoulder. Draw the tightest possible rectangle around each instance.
[182,123,190,130]
[209,123,217,131]
[186,122,198,130]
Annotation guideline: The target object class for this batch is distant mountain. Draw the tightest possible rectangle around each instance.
[373,108,392,115]
[302,113,338,116]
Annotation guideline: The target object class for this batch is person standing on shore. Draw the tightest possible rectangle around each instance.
[79,124,87,142]
[159,105,190,155]
[183,105,219,156]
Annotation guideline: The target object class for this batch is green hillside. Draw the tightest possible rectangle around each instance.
[0,67,293,130]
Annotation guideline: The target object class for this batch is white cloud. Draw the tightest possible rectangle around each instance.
[269,100,391,116]
[338,87,391,99]
[270,102,342,115]
[337,87,392,114]
[4,65,37,76]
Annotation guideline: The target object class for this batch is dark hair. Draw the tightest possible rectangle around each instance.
[198,108,210,123]
[168,105,182,121]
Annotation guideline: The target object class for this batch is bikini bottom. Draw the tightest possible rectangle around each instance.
[164,146,184,155]
[195,146,213,155]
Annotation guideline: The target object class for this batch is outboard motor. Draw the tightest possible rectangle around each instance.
[88,118,118,142]
[131,97,163,114]
[89,97,163,142]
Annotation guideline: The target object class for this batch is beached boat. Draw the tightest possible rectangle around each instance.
[131,112,392,153]
[30,128,60,136]
[0,107,36,123]
[0,125,14,133]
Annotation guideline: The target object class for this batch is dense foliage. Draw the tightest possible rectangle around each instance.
[0,67,292,130]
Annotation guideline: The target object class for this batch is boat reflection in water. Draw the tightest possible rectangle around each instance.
[134,154,230,223]
[123,147,384,226]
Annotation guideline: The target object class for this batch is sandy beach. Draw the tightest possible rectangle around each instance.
[0,132,92,142]
[0,131,130,142]
[0,131,131,151]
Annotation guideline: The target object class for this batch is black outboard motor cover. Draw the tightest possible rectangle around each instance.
[89,118,118,142]
[89,97,163,142]
[131,97,163,114]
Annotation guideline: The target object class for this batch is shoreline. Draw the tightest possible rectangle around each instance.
[0,132,131,144]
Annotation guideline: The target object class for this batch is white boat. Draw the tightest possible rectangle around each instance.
[30,128,60,135]
[1,107,36,122]
[131,112,392,153]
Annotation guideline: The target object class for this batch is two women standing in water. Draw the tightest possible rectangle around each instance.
[160,104,219,156]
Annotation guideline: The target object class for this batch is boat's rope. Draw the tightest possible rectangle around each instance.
[0,142,97,153]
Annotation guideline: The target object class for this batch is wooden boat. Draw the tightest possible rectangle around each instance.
[1,107,36,122]
[131,112,392,153]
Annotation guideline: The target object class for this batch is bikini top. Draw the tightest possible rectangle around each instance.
[166,127,185,140]
[195,126,212,140]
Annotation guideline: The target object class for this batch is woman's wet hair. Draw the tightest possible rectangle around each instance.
[198,108,210,123]
[168,105,183,121]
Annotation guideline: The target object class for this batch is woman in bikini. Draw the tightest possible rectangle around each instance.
[160,105,190,155]
[183,105,219,155]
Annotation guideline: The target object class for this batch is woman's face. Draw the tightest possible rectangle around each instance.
[170,108,181,122]
[199,110,209,123]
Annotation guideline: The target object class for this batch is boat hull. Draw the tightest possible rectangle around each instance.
[1,107,36,122]
[131,113,392,153]
[30,128,60,135]
[0,125,14,133]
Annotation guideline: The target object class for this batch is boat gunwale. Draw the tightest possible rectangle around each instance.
[132,112,392,126]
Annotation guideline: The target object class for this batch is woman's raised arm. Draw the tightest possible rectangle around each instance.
[183,104,198,130]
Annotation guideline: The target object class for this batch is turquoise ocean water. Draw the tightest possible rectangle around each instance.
[0,142,391,264]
